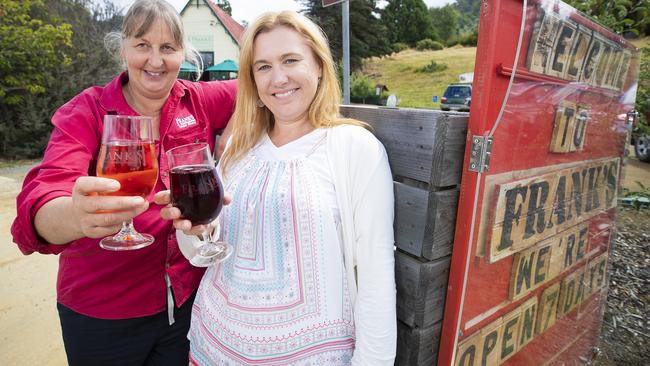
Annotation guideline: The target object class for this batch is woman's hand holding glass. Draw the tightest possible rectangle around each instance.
[71,176,150,240]
[155,191,230,234]
[156,143,233,265]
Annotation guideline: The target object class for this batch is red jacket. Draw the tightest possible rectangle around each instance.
[11,73,236,319]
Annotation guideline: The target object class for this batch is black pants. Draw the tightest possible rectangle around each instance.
[57,293,195,366]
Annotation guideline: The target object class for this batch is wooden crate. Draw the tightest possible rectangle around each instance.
[341,105,467,188]
[340,106,468,365]
[394,184,459,260]
[396,321,443,366]
[341,105,467,259]
[396,253,451,328]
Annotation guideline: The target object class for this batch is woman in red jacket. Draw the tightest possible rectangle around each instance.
[10,1,236,364]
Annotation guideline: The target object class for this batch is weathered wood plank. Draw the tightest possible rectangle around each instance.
[433,114,468,187]
[396,321,442,366]
[394,183,459,260]
[340,105,468,187]
[395,251,451,328]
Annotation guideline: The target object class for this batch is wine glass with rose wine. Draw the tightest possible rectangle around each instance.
[96,115,158,250]
[166,143,232,263]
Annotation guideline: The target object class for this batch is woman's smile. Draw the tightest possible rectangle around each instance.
[273,88,299,99]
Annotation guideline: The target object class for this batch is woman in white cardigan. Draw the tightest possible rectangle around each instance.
[157,10,396,365]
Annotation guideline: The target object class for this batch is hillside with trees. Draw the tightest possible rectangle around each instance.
[0,0,122,159]
[300,0,392,70]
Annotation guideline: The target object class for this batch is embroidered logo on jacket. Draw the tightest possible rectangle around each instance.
[176,115,197,129]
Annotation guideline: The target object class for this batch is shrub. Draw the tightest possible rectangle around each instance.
[416,39,444,51]
[446,37,459,47]
[459,30,478,46]
[416,60,448,73]
[350,72,375,102]
[392,42,409,53]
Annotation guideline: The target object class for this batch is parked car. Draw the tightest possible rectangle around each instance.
[441,83,472,112]
[633,131,650,162]
[629,111,650,163]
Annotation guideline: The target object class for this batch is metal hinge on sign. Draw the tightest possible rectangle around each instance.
[468,136,492,173]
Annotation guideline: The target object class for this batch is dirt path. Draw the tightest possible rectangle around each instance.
[1,152,649,366]
[622,153,650,191]
[0,164,66,366]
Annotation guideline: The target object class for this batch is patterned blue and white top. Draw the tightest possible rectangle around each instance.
[189,128,356,365]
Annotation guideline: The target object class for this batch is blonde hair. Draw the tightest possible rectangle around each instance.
[104,0,203,80]
[220,10,367,174]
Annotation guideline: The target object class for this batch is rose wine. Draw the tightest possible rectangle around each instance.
[170,164,223,225]
[97,141,158,197]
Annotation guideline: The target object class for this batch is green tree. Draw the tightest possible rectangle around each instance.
[301,0,392,70]
[215,0,232,16]
[0,0,122,158]
[382,0,436,45]
[453,0,480,34]
[0,0,73,105]
[429,4,460,43]
[635,48,650,131]
[564,0,650,36]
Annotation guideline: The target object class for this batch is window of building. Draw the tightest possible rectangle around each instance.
[200,52,214,67]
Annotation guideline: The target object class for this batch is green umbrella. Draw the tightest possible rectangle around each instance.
[180,61,199,72]
[205,59,238,72]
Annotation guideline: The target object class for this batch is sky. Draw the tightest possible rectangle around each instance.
[113,0,456,25]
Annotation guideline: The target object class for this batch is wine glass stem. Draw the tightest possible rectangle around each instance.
[201,227,214,243]
[123,218,133,232]
[115,219,140,241]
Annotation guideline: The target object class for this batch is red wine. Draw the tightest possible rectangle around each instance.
[97,141,158,197]
[170,165,223,225]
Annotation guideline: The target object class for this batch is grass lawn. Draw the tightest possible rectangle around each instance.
[361,46,477,109]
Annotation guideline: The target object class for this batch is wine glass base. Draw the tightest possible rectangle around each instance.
[190,242,233,267]
[99,233,155,251]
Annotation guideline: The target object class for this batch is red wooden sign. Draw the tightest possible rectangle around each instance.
[438,0,639,365]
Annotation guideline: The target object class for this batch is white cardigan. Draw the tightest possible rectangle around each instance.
[177,124,397,365]
[326,125,397,365]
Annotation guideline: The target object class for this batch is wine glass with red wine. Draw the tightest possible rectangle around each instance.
[166,143,232,263]
[96,115,158,250]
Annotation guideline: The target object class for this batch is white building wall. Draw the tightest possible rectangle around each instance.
[181,2,240,65]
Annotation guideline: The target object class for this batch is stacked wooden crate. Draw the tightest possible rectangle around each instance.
[340,105,468,365]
